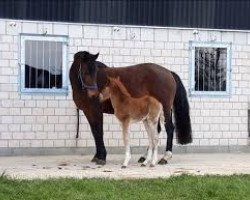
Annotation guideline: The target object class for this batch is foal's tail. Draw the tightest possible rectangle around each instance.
[171,72,192,144]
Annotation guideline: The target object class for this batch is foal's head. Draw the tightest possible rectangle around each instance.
[72,51,99,97]
[99,76,131,102]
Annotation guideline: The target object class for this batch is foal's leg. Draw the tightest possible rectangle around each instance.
[159,110,174,165]
[141,120,153,167]
[138,119,161,163]
[121,120,131,168]
[150,123,159,167]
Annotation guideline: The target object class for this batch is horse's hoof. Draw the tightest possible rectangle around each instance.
[91,157,99,163]
[150,164,155,168]
[158,158,168,165]
[121,165,127,169]
[138,157,146,163]
[141,163,147,167]
[95,159,106,165]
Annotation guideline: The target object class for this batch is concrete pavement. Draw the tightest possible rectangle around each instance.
[0,153,250,179]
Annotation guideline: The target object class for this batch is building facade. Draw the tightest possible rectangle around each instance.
[0,1,250,155]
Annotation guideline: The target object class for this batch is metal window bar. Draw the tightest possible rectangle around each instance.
[208,51,211,91]
[42,40,45,88]
[202,51,206,91]
[48,41,51,88]
[55,41,57,88]
[29,41,32,88]
[36,40,38,88]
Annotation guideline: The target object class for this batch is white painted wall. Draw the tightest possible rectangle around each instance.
[0,19,249,152]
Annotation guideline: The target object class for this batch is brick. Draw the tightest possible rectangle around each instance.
[8,140,20,148]
[30,140,43,147]
[13,116,25,124]
[21,124,32,132]
[1,132,12,139]
[53,24,68,35]
[0,20,6,34]
[113,27,126,40]
[22,22,37,34]
[99,26,112,39]
[36,132,48,139]
[36,100,48,108]
[141,28,153,41]
[84,26,98,38]
[0,140,8,147]
[169,29,182,41]
[65,140,76,147]
[235,32,247,45]
[12,132,23,139]
[38,23,53,35]
[126,28,140,40]
[69,25,83,38]
[43,140,54,147]
[25,116,36,123]
[9,124,20,132]
[21,108,32,115]
[154,29,168,41]
[54,140,65,147]
[0,35,13,43]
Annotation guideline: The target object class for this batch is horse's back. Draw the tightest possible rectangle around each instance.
[105,63,176,107]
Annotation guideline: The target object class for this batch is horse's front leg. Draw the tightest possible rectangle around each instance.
[121,120,131,168]
[83,105,107,165]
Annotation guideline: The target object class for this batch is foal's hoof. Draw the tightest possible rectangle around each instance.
[141,163,147,167]
[95,159,106,165]
[158,158,168,165]
[121,165,127,169]
[138,157,146,163]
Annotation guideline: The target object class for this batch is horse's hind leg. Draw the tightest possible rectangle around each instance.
[158,110,174,165]
[121,120,131,168]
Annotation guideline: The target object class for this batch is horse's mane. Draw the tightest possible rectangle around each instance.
[109,77,131,98]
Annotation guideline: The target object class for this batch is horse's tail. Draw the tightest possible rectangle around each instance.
[157,104,165,133]
[171,72,192,144]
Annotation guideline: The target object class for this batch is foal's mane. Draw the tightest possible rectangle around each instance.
[109,77,131,98]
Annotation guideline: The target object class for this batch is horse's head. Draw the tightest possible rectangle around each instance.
[72,51,99,97]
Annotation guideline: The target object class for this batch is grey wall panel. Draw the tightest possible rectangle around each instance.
[0,0,249,30]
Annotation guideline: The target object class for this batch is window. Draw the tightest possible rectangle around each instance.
[189,41,232,96]
[19,34,68,94]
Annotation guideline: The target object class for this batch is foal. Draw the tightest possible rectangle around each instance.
[100,77,163,168]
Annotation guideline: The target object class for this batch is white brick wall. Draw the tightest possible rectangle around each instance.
[0,18,250,152]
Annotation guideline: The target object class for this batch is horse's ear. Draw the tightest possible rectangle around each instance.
[92,53,99,61]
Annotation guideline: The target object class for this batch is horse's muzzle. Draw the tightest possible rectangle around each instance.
[87,89,99,98]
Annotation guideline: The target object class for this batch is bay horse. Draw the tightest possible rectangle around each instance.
[69,51,192,165]
[100,76,164,168]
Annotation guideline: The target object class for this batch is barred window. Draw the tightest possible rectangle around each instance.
[19,34,68,94]
[189,41,231,96]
